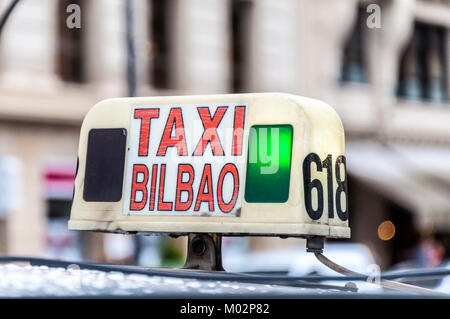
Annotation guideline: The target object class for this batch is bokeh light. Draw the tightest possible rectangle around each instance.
[377,220,396,241]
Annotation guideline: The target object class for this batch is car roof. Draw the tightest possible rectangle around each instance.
[0,263,353,298]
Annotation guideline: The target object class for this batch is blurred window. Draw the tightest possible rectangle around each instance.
[397,22,448,103]
[44,164,82,260]
[45,199,83,261]
[57,0,85,83]
[47,199,72,220]
[231,0,252,92]
[341,6,367,84]
[150,0,173,89]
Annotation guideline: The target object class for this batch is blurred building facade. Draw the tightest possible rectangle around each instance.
[0,0,449,268]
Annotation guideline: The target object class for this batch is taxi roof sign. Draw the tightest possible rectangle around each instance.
[69,93,350,239]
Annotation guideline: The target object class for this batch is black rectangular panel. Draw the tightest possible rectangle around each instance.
[83,128,127,202]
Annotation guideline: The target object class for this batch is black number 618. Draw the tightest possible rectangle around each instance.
[302,153,348,221]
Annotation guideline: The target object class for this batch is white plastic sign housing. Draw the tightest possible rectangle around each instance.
[69,93,350,238]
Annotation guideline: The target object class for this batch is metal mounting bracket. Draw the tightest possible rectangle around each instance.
[306,236,325,253]
[182,233,224,271]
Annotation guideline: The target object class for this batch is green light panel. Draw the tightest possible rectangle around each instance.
[245,125,293,203]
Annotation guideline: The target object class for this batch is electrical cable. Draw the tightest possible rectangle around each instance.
[314,252,445,296]
[0,0,21,37]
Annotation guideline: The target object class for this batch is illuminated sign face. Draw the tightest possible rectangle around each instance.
[245,124,293,203]
[69,93,350,239]
[123,104,247,216]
